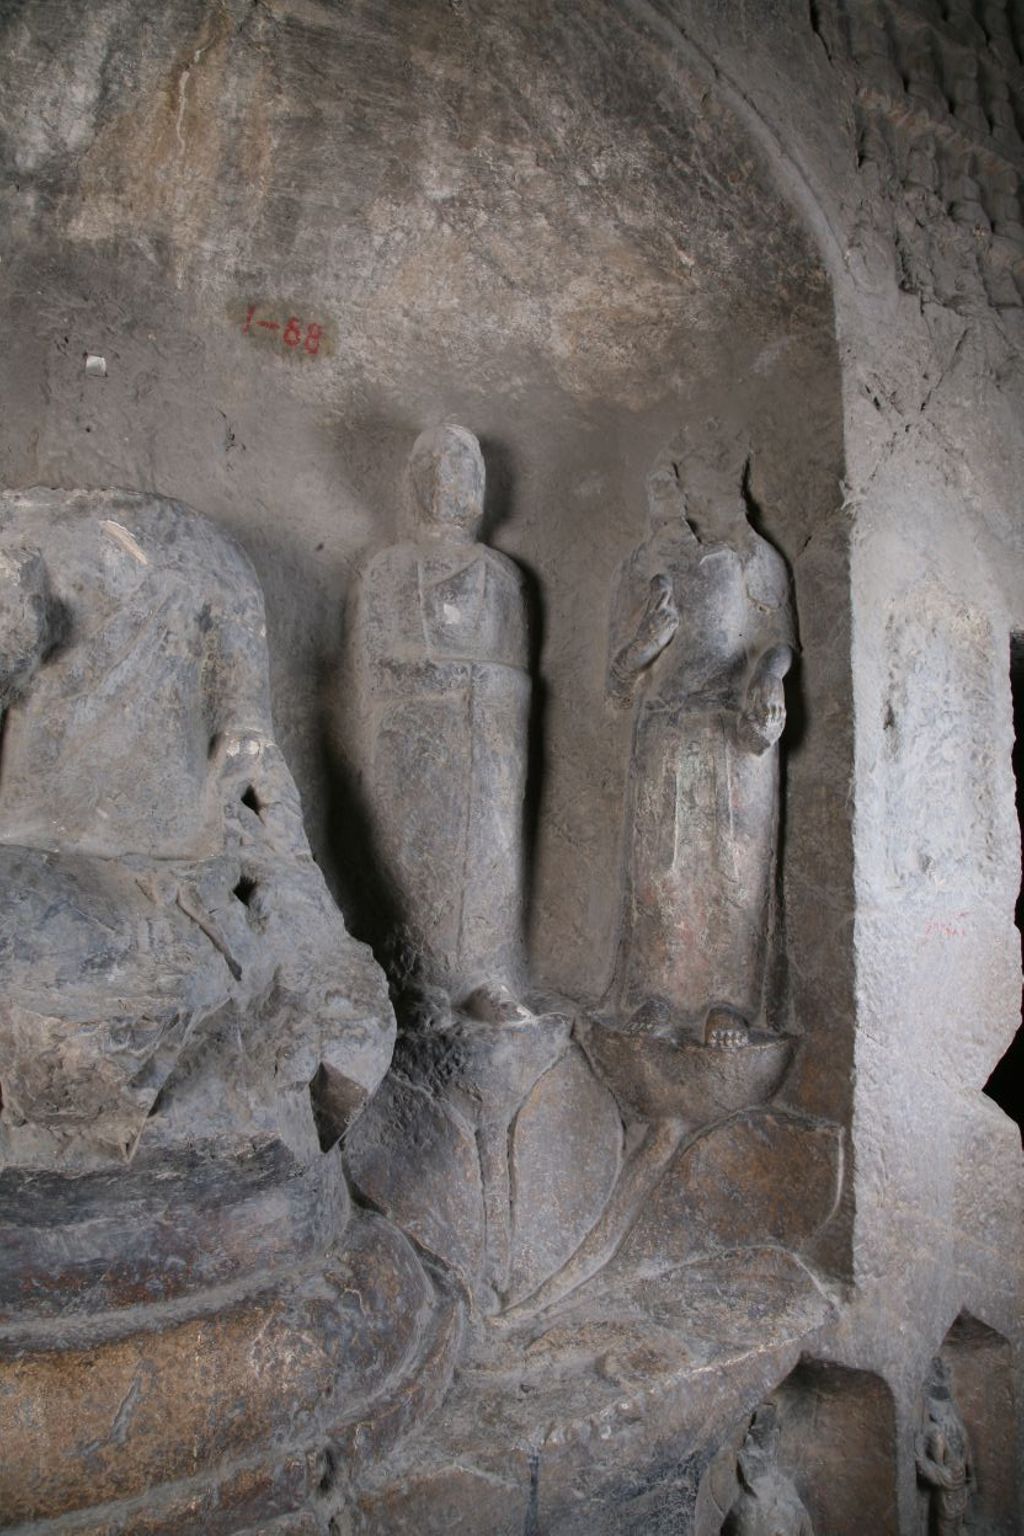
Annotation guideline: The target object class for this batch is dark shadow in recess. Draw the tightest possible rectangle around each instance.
[983,633,1024,1141]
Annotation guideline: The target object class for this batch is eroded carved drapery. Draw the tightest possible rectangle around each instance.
[351,423,532,1027]
[0,489,393,1169]
[0,489,462,1530]
[606,429,794,1043]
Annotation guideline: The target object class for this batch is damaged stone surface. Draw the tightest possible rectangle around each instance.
[605,429,795,1039]
[0,0,1022,1532]
[0,487,393,1168]
[0,489,460,1530]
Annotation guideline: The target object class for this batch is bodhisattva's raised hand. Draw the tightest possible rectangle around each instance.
[609,574,679,699]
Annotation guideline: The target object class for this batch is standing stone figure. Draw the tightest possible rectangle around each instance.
[722,1404,814,1536]
[607,434,794,1042]
[353,424,532,1025]
[917,1357,973,1536]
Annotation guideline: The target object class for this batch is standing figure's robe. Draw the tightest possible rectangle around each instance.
[609,513,794,1032]
[354,537,531,1007]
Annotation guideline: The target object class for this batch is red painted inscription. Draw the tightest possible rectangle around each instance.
[242,306,323,356]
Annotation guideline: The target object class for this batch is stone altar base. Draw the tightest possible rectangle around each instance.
[347,1068,845,1535]
[349,1246,836,1535]
[0,1139,462,1534]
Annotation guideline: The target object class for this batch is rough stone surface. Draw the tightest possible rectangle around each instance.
[0,488,394,1171]
[507,1043,622,1304]
[347,1071,486,1291]
[720,1405,814,1536]
[616,1108,843,1270]
[0,1,1022,1532]
[606,431,795,1038]
[350,423,532,1021]
[0,1138,343,1320]
[1,1208,448,1523]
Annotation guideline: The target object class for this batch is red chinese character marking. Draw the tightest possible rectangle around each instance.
[242,306,325,356]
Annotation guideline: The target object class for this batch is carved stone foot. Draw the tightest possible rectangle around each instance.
[622,996,675,1036]
[704,1005,751,1051]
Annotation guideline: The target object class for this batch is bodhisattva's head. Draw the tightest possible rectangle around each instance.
[408,424,485,541]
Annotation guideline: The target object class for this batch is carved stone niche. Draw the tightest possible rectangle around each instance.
[0,490,461,1534]
[341,436,846,1536]
[696,1361,899,1536]
[918,1313,1020,1536]
[345,429,842,1329]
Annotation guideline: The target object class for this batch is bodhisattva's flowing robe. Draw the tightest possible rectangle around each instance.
[609,514,794,1030]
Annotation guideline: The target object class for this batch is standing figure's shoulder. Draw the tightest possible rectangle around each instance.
[744,529,791,611]
[477,543,528,592]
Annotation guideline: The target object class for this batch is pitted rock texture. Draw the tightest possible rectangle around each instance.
[1,2,1023,1533]
[0,0,842,1016]
[0,488,393,1170]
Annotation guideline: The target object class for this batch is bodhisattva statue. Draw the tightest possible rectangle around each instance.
[352,423,532,1026]
[722,1404,815,1536]
[607,435,794,1045]
[917,1357,973,1536]
[0,488,393,1168]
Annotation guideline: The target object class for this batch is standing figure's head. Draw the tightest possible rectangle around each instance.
[925,1356,953,1405]
[408,424,485,541]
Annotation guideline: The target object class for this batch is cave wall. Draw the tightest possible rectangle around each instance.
[677,0,1024,1526]
[0,0,844,1009]
[0,1,1021,1532]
